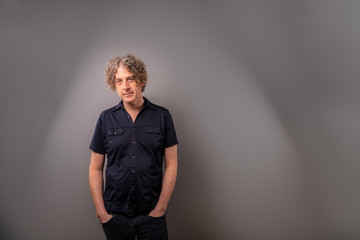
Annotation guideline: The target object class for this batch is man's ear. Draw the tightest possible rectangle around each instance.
[138,81,145,88]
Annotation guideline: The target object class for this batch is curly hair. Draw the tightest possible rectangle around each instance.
[105,54,147,92]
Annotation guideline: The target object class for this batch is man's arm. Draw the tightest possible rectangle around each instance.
[89,151,112,223]
[149,144,178,217]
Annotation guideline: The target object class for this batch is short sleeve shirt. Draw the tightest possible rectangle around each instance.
[90,97,178,214]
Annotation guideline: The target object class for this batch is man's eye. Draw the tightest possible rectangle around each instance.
[116,79,122,83]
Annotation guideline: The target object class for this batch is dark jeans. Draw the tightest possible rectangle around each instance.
[101,213,168,240]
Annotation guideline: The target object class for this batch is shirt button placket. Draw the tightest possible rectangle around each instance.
[129,125,137,211]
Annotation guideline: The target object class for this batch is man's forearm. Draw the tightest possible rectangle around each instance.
[89,168,108,218]
[153,164,177,214]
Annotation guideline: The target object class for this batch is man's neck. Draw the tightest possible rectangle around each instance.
[123,97,145,112]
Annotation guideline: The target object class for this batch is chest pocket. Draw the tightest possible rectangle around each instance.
[142,126,163,150]
[105,127,126,151]
[143,126,160,134]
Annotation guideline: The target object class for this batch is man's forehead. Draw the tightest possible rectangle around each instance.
[115,65,133,78]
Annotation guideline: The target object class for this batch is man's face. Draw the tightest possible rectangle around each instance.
[115,65,144,105]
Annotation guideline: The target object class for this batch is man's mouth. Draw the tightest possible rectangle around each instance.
[123,92,133,97]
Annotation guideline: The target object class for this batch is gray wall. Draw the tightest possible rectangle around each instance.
[1,1,359,239]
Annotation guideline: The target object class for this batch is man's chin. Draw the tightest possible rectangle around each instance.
[122,97,135,104]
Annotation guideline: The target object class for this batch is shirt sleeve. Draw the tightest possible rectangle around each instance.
[89,112,105,155]
[163,109,179,148]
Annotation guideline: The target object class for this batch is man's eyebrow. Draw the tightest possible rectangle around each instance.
[116,75,134,80]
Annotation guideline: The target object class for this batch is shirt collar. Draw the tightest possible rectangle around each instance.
[112,97,156,112]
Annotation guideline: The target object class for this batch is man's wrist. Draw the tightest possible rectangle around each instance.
[149,207,166,217]
[154,205,167,214]
[96,210,109,218]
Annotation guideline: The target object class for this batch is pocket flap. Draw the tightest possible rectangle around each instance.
[143,126,161,134]
[107,128,124,136]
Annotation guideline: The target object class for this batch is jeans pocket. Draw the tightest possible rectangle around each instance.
[101,216,115,225]
[147,214,165,219]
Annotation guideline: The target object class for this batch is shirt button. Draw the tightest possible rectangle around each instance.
[128,115,130,118]
[132,141,136,144]
[132,170,135,174]
[132,155,136,159]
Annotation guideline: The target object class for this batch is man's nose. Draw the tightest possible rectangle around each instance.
[122,80,129,89]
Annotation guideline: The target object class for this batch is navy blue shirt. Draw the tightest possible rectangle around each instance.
[90,97,178,214]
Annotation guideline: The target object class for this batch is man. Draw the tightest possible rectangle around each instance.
[89,54,178,240]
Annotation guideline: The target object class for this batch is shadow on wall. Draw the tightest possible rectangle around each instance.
[0,217,14,240]
[167,122,229,240]
[167,112,246,240]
